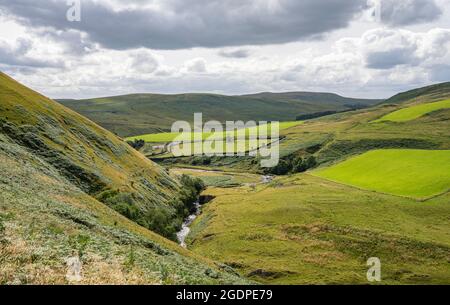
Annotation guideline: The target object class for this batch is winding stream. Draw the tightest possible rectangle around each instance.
[176,174,273,248]
[176,201,201,248]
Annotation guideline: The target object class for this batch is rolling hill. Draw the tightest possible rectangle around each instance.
[0,72,248,284]
[382,82,450,105]
[59,92,380,137]
[150,81,450,173]
[181,84,450,284]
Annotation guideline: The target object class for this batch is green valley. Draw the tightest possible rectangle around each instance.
[2,0,450,291]
[2,71,449,285]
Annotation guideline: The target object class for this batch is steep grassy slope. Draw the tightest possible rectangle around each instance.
[0,72,203,240]
[187,174,450,284]
[0,72,249,284]
[59,93,380,137]
[314,149,450,198]
[0,133,247,284]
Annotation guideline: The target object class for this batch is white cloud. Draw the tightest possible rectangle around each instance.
[360,28,450,69]
[183,58,207,73]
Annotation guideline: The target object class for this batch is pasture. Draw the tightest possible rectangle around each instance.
[313,149,450,198]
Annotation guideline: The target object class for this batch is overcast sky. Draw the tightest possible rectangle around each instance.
[0,0,450,99]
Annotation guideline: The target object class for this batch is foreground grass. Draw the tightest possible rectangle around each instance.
[0,72,248,284]
[374,99,450,122]
[0,137,249,284]
[187,174,450,284]
[313,149,450,199]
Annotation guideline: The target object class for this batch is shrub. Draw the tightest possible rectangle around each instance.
[264,155,317,175]
[127,139,145,150]
[96,175,205,241]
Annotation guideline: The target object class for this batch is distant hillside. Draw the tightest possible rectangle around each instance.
[153,82,450,174]
[59,92,381,137]
[0,72,248,283]
[383,82,450,105]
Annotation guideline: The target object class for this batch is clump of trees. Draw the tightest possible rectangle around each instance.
[296,105,366,121]
[265,155,317,175]
[296,111,338,121]
[127,139,145,150]
[190,156,212,166]
[96,175,205,241]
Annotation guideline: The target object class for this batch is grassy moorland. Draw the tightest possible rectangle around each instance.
[59,93,379,137]
[0,72,207,240]
[0,72,248,284]
[313,149,450,199]
[0,147,248,285]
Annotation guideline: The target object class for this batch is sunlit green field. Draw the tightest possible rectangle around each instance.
[187,173,450,284]
[313,149,450,198]
[126,121,303,143]
[374,99,450,122]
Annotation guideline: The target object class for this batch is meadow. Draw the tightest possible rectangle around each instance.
[374,99,450,122]
[313,149,450,199]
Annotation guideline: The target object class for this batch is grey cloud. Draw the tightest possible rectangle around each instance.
[130,50,160,74]
[218,49,251,58]
[0,0,367,50]
[365,48,417,69]
[40,30,96,55]
[380,0,442,26]
[0,38,64,68]
[429,64,450,82]
[361,28,450,70]
[185,58,207,73]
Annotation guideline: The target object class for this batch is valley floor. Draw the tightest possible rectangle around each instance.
[183,170,450,284]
